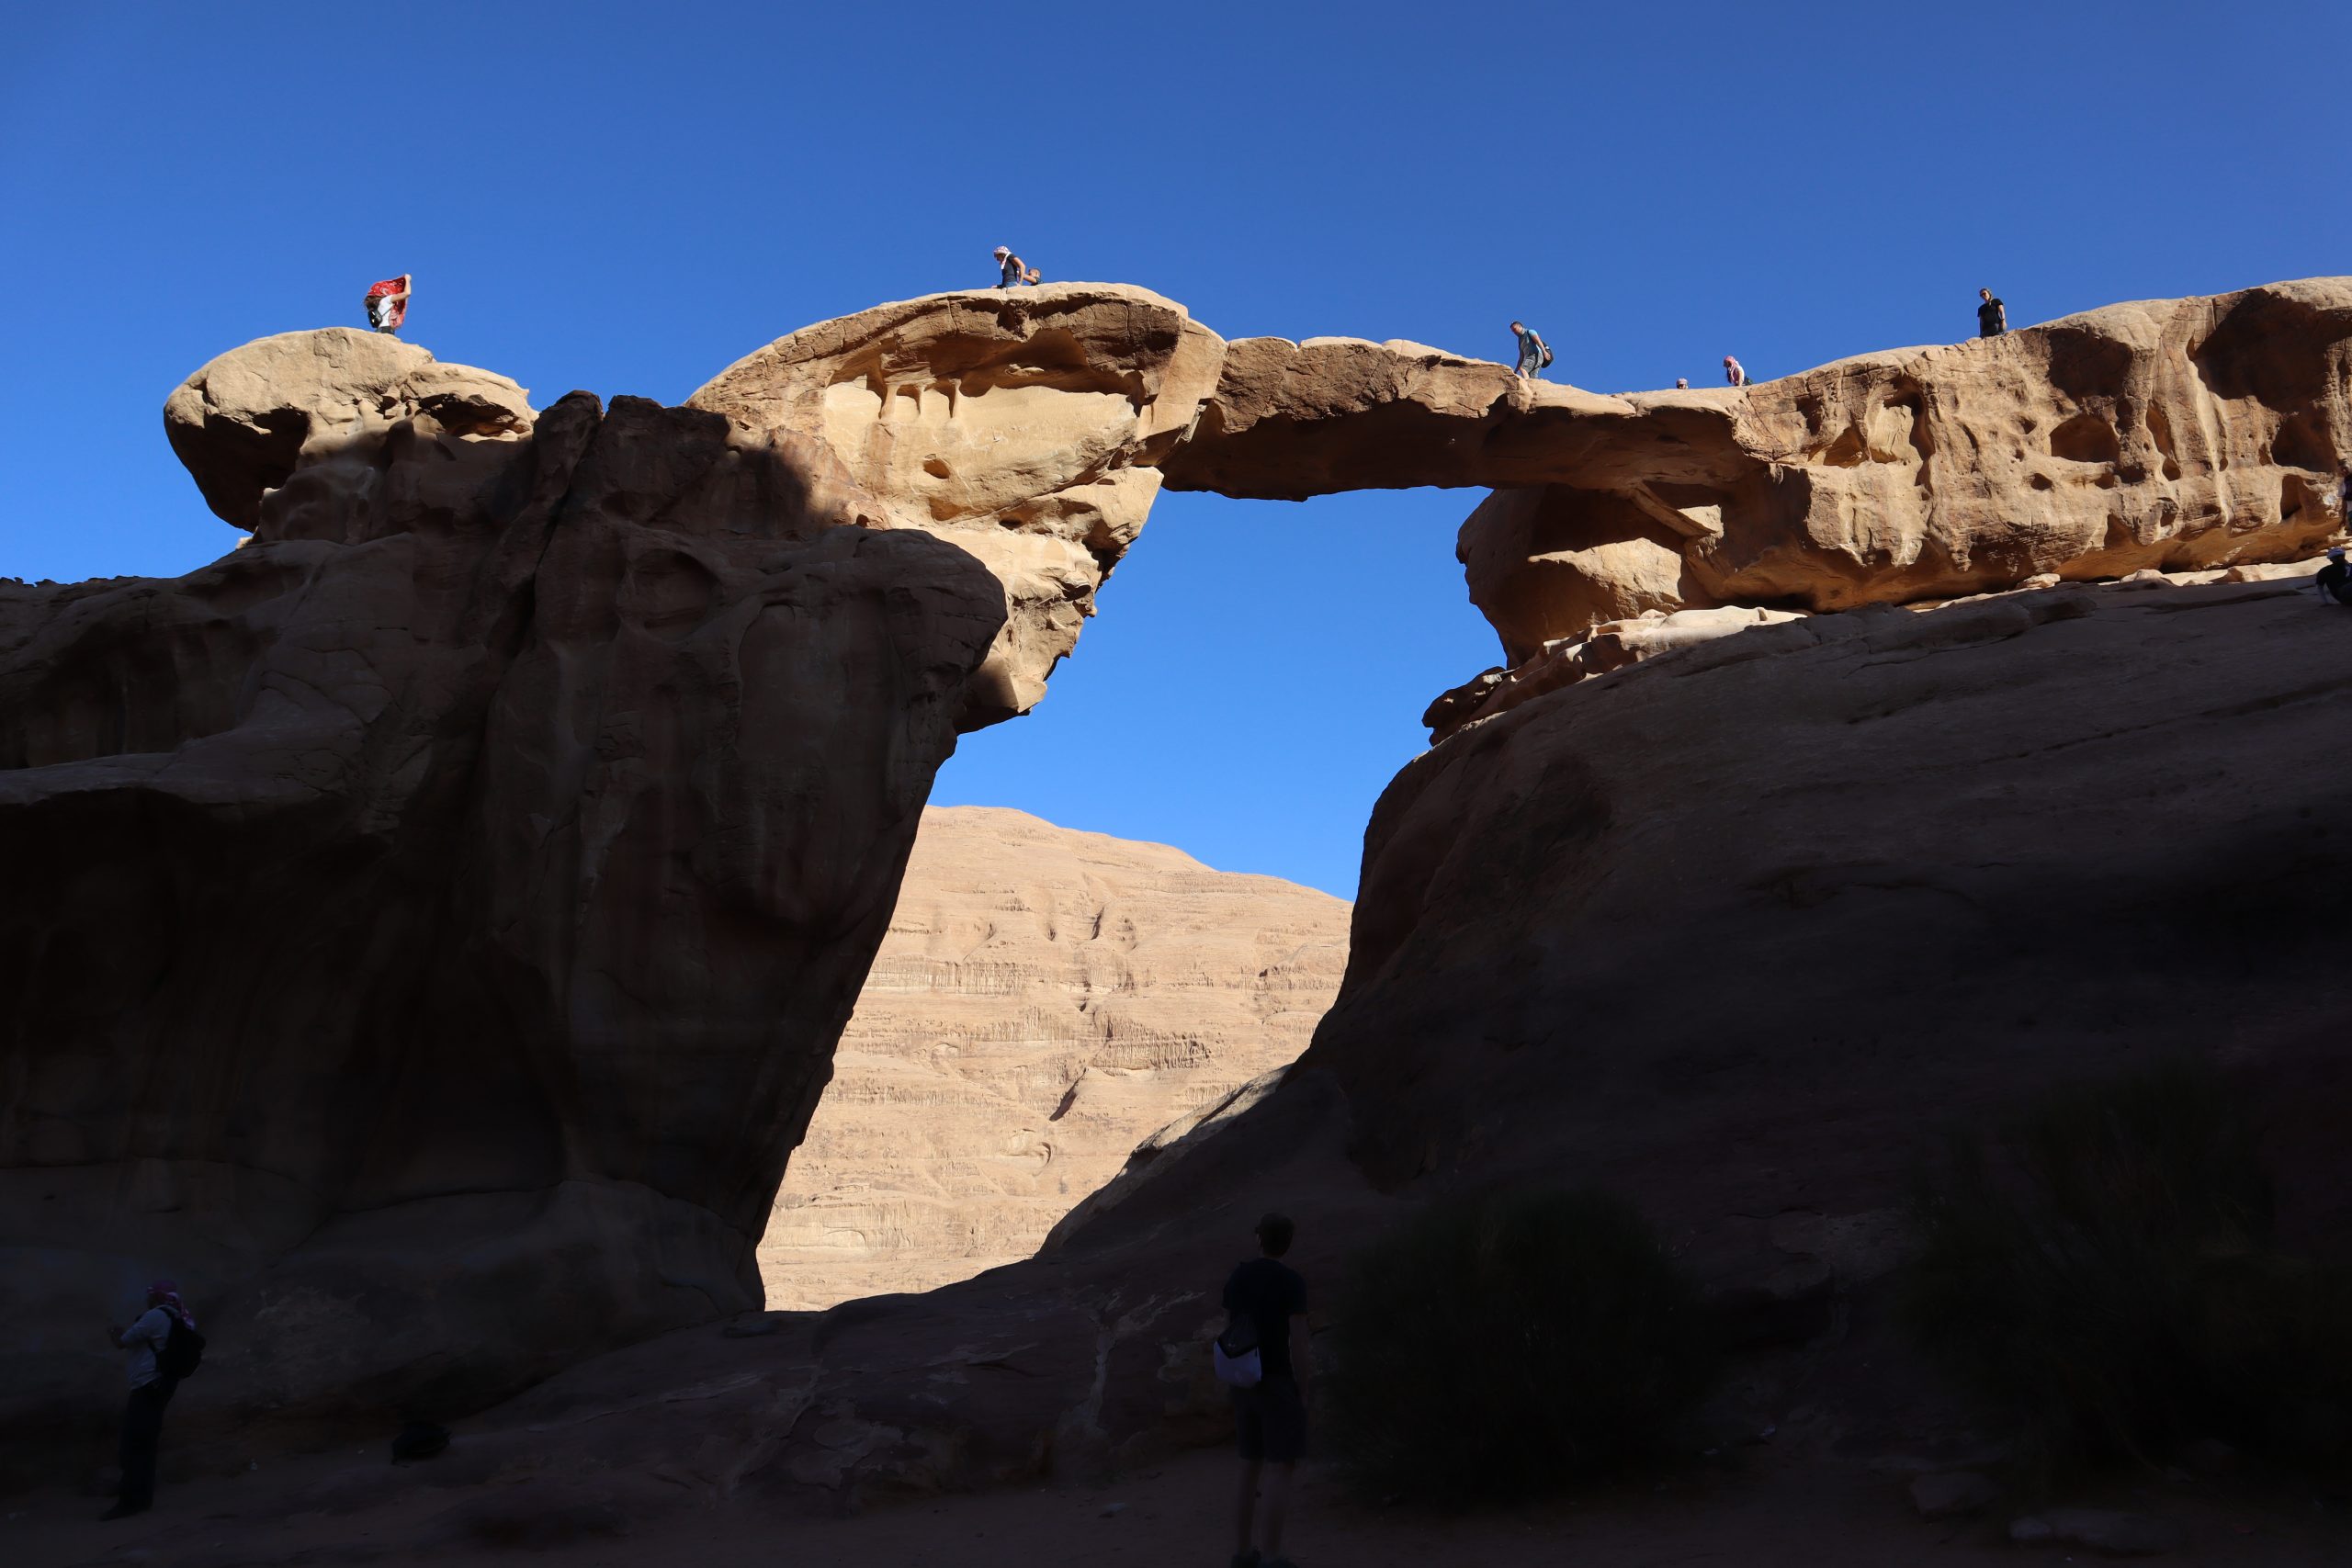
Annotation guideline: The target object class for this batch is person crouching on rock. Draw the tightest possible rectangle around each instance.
[105,1281,198,1519]
[992,246,1039,288]
[1225,1213,1308,1568]
[2317,547,2352,606]
[364,274,413,334]
[1724,354,1748,388]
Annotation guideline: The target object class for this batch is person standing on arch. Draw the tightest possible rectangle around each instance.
[364,274,412,334]
[1723,354,1748,389]
[1510,321,1553,380]
[1977,287,2007,338]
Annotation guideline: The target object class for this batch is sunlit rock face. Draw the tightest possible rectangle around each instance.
[761,806,1347,1310]
[690,284,1227,721]
[1159,280,2352,660]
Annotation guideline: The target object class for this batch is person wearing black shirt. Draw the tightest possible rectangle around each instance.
[1224,1213,1308,1568]
[1977,288,2007,338]
[2316,547,2351,605]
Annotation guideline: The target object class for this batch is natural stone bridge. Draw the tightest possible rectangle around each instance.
[3,278,2346,1463]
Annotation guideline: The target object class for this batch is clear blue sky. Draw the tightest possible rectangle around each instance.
[5,3,2345,896]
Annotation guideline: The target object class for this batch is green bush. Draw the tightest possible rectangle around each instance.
[1902,1058,2352,1472]
[1325,1188,1717,1507]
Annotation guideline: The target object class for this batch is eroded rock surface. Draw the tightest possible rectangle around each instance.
[12,277,2352,1496]
[690,285,1227,719]
[762,806,1347,1309]
[3,329,1009,1467]
[1160,281,2352,660]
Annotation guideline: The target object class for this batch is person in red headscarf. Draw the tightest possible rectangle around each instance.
[364,274,413,334]
[104,1281,198,1519]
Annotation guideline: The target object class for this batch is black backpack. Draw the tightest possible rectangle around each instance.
[161,1315,206,1381]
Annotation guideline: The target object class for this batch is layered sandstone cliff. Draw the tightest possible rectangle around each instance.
[761,806,1347,1309]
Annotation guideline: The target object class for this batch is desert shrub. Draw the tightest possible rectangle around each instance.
[1902,1058,2352,1472]
[1324,1188,1717,1507]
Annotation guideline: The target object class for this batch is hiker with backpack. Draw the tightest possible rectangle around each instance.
[1216,1213,1309,1568]
[105,1281,203,1519]
[364,274,412,334]
[1510,321,1553,380]
[1724,354,1748,388]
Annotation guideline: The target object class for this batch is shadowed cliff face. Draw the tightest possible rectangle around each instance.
[1,333,1007,1462]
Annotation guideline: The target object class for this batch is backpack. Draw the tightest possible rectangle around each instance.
[1538,342,1555,368]
[161,1315,206,1381]
[1212,1310,1262,1388]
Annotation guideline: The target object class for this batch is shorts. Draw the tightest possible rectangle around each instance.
[1233,1377,1306,1464]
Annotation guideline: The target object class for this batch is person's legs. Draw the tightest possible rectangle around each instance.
[113,1383,164,1514]
[1233,1459,1261,1558]
[1255,1377,1306,1562]
[1257,1462,1295,1559]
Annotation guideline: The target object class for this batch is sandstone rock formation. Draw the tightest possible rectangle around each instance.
[1159,281,2352,660]
[2,328,1013,1463]
[690,285,1227,719]
[10,276,2352,1493]
[153,569,2349,1529]
[761,805,1347,1309]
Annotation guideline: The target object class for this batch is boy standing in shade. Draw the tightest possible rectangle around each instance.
[105,1282,196,1519]
[1227,1213,1308,1568]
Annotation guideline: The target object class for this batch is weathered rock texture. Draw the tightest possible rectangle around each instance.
[168,570,2351,1529]
[691,285,1227,719]
[761,805,1346,1309]
[5,291,1247,1469]
[10,277,2352,1491]
[1162,280,2352,660]
[1,328,1017,1462]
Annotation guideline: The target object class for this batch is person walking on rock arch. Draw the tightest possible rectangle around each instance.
[364,274,412,334]
[1977,287,2007,338]
[105,1281,199,1519]
[1224,1213,1309,1568]
[1723,354,1748,389]
[1510,320,1553,380]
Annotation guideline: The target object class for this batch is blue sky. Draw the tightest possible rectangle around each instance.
[5,2,2346,897]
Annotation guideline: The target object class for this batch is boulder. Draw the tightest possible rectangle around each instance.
[164,328,531,532]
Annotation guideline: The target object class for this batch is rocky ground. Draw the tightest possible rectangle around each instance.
[13,1444,2350,1567]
